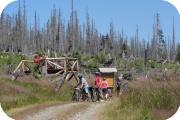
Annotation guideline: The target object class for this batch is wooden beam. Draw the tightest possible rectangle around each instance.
[64,58,67,72]
[66,72,74,81]
[13,61,23,74]
[22,62,25,72]
[55,69,64,75]
[45,57,77,60]
[45,57,66,60]
[21,60,34,63]
[77,60,79,71]
[47,60,64,69]
[71,61,77,71]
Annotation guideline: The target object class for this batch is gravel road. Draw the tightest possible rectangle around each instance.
[26,103,80,120]
[11,102,109,120]
[68,102,107,120]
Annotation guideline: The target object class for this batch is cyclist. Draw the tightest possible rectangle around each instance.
[78,74,90,97]
[94,72,102,88]
[94,72,102,101]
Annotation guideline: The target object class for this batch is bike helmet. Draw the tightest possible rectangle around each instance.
[95,72,101,76]
[78,73,83,79]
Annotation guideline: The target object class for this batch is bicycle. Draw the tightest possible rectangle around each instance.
[91,87,112,102]
[91,88,101,102]
[72,87,81,102]
[72,87,91,102]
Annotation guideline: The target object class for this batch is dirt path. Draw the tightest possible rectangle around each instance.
[10,101,109,120]
[68,102,108,120]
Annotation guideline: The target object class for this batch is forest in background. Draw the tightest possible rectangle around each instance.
[0,1,180,119]
[0,0,179,62]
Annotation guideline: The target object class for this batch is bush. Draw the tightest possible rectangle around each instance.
[94,52,106,64]
[0,53,27,73]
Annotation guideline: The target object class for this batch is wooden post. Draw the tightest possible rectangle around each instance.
[64,58,67,72]
[77,60,79,71]
[22,61,25,72]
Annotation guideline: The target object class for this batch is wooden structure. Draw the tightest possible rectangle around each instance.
[12,57,79,91]
[98,68,117,88]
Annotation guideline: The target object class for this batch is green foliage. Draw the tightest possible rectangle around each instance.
[80,52,106,69]
[71,51,81,60]
[35,50,46,56]
[0,53,26,65]
[32,65,42,79]
[116,58,125,67]
[129,59,144,70]
[103,86,180,120]
[102,103,157,120]
[122,87,179,110]
[94,52,106,64]
[86,58,97,69]
[0,53,27,73]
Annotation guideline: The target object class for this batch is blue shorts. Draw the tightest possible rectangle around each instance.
[102,88,108,94]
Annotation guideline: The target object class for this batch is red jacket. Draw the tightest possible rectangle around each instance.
[95,76,102,88]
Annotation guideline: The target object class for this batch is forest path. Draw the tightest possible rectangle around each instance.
[9,101,109,120]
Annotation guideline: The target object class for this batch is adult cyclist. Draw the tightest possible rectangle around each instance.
[78,74,90,99]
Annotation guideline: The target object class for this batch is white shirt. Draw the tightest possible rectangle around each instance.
[81,77,89,87]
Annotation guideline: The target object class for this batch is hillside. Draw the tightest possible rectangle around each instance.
[0,76,72,111]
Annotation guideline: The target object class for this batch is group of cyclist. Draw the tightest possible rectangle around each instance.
[76,72,123,101]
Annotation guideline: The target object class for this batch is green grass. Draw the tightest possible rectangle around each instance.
[102,84,180,120]
[0,78,72,111]
[0,53,28,73]
[102,104,156,120]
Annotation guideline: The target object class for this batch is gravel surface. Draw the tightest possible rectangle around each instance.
[12,101,109,120]
[26,103,81,120]
[68,102,108,120]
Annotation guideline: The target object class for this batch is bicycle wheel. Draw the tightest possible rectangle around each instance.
[72,89,81,102]
[92,89,98,102]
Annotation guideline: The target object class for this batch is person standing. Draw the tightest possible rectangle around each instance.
[100,78,109,100]
[94,72,102,101]
[116,74,122,97]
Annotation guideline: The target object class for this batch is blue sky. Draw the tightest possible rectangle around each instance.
[4,0,180,43]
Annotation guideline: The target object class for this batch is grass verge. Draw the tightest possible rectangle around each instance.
[0,77,73,111]
[101,81,180,120]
